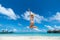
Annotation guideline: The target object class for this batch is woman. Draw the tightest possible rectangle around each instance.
[30,12,37,28]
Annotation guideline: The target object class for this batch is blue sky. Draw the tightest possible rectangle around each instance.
[0,0,60,32]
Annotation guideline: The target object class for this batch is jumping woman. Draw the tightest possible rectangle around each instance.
[28,9,37,28]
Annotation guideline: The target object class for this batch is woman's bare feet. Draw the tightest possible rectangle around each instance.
[30,26,37,29]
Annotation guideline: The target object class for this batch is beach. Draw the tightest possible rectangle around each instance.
[0,36,60,40]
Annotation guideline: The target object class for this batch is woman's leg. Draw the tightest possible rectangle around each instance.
[30,24,34,28]
[30,24,37,28]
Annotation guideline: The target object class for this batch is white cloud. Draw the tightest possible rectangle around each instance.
[18,23,22,26]
[49,12,60,21]
[13,28,17,32]
[21,11,47,23]
[26,26,29,29]
[42,29,47,32]
[25,26,41,32]
[21,11,30,21]
[0,24,2,27]
[26,26,46,32]
[17,15,20,19]
[54,25,60,30]
[45,25,60,30]
[5,28,8,31]
[21,11,60,22]
[0,4,20,20]
[45,25,54,30]
[33,28,47,32]
[33,28,42,32]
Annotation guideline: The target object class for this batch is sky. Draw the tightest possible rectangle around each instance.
[0,0,60,32]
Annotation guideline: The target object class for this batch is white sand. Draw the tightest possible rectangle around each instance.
[0,36,60,40]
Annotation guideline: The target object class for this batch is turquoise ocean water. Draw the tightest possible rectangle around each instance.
[0,32,60,36]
